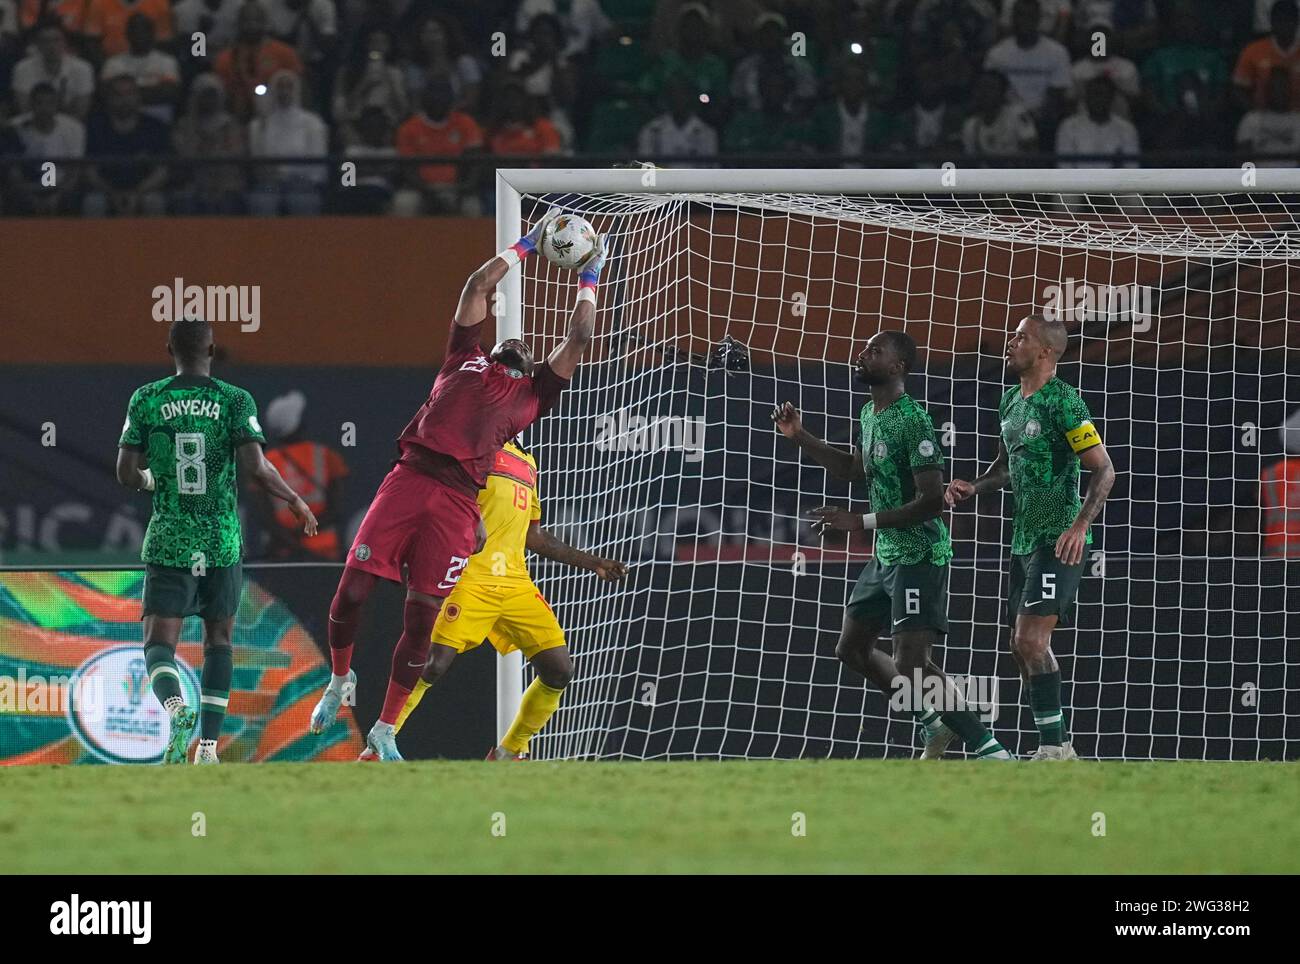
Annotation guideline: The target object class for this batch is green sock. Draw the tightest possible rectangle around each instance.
[144,643,184,708]
[199,644,233,741]
[913,706,943,740]
[1029,671,1066,746]
[940,709,1007,757]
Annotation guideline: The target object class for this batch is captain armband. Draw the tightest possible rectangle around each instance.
[1066,420,1102,453]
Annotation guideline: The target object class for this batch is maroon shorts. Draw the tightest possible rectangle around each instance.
[346,464,481,598]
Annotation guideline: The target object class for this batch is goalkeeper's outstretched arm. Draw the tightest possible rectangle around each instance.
[544,236,606,380]
[771,402,865,482]
[454,209,562,328]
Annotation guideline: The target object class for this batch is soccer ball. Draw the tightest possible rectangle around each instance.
[539,214,598,271]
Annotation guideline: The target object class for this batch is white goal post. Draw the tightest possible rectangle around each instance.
[494,167,1300,761]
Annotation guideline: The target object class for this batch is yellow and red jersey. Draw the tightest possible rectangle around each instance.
[462,441,541,587]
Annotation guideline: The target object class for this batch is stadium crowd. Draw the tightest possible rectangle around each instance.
[0,0,1297,216]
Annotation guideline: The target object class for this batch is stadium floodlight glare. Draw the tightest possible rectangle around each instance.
[495,167,1300,761]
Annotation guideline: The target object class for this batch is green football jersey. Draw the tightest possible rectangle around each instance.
[858,394,952,567]
[118,374,266,568]
[999,376,1101,556]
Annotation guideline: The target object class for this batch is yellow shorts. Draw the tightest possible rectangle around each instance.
[432,578,566,660]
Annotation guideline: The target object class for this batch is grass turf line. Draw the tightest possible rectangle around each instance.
[2,760,1295,874]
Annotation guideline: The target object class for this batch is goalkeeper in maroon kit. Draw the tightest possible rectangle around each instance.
[309,211,605,760]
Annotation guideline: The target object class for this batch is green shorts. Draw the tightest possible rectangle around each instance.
[1007,546,1085,627]
[846,559,949,635]
[142,563,242,621]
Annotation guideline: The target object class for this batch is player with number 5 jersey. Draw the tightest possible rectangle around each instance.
[310,209,607,761]
[946,314,1116,761]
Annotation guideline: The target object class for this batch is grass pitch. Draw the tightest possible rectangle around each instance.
[3,760,1296,874]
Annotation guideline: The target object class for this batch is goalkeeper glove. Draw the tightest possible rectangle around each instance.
[578,235,607,289]
[511,207,561,259]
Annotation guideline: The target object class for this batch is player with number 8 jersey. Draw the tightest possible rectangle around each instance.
[311,209,607,761]
[117,317,319,765]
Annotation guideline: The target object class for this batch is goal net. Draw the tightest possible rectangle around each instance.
[498,168,1300,762]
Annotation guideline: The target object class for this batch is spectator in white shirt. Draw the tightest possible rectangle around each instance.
[1055,75,1140,167]
[1071,23,1140,118]
[403,14,483,114]
[963,70,1039,158]
[248,68,328,214]
[1237,66,1300,167]
[12,19,95,120]
[998,0,1070,40]
[731,11,817,111]
[101,14,181,124]
[9,81,85,214]
[637,76,718,163]
[173,0,243,60]
[267,0,337,82]
[984,0,1072,124]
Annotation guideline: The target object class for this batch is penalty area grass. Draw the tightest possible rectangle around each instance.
[2,759,1296,874]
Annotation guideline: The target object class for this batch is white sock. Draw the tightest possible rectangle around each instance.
[330,673,352,691]
[164,696,186,715]
[371,720,394,734]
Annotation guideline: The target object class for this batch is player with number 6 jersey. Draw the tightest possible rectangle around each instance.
[310,209,607,761]
[775,330,1012,762]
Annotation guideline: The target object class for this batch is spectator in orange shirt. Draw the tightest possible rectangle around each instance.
[489,82,562,159]
[18,0,90,34]
[1260,407,1300,558]
[252,390,349,561]
[84,0,173,61]
[214,0,303,121]
[1233,0,1300,110]
[396,77,483,211]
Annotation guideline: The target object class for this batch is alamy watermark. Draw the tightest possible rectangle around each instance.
[594,411,704,462]
[152,277,261,332]
[1042,278,1153,332]
[889,670,999,724]
[0,668,103,718]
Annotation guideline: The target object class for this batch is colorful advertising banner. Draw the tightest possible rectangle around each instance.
[0,570,363,764]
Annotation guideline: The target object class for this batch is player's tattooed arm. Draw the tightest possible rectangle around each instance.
[770,402,865,481]
[1056,442,1115,565]
[236,442,319,537]
[115,447,153,491]
[946,438,1009,506]
[526,523,628,581]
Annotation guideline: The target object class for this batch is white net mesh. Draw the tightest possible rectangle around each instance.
[511,184,1300,761]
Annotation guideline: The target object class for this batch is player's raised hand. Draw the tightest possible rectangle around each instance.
[808,506,865,535]
[291,498,319,537]
[944,478,975,507]
[518,206,562,255]
[771,401,802,438]
[577,233,607,283]
[591,558,629,582]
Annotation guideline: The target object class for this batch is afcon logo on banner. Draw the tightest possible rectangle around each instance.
[67,646,201,764]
